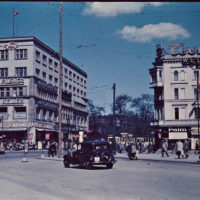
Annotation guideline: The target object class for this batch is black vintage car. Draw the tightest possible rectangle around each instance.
[63,140,116,169]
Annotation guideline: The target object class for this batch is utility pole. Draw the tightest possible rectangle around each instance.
[112,83,116,151]
[58,1,63,158]
[197,69,200,154]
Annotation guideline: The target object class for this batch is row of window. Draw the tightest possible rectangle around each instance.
[36,68,86,97]
[0,87,27,98]
[155,107,198,121]
[152,69,199,83]
[0,49,27,60]
[36,107,86,124]
[35,50,87,87]
[174,88,199,100]
[37,89,57,103]
[0,67,27,78]
[0,106,26,119]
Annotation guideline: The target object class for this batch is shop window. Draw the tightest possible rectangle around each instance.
[14,107,26,119]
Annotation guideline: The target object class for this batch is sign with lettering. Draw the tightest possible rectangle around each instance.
[168,43,200,55]
[182,57,200,66]
[0,122,53,130]
[45,133,50,140]
[2,98,23,105]
[4,42,19,50]
[0,78,24,86]
[168,128,187,132]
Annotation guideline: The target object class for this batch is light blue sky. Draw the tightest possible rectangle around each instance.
[0,2,200,114]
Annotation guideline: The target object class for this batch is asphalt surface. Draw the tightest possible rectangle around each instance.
[0,150,200,200]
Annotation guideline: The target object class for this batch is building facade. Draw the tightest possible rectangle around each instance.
[0,37,88,143]
[149,43,200,149]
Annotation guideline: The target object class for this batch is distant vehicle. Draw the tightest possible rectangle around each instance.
[63,140,117,169]
[107,136,120,144]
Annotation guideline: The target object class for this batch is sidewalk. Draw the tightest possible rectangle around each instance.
[116,150,200,164]
[36,150,200,164]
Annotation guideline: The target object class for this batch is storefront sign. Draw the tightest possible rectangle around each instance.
[0,122,53,130]
[168,43,200,55]
[182,57,200,66]
[2,98,23,105]
[168,128,187,132]
[28,127,36,144]
[0,78,24,86]
[45,133,50,140]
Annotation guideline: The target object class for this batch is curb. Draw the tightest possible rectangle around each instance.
[115,155,200,165]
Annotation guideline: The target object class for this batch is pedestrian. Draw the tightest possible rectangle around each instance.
[128,142,138,160]
[195,141,199,154]
[175,140,184,159]
[24,142,29,156]
[147,142,153,153]
[183,140,189,159]
[161,139,169,157]
[0,141,5,154]
[48,140,57,157]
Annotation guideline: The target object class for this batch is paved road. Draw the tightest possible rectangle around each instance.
[0,151,200,200]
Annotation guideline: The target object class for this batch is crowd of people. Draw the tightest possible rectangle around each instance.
[0,137,199,161]
[161,139,191,159]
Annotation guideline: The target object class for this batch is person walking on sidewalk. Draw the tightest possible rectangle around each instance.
[161,139,169,157]
[175,140,184,159]
[195,141,199,154]
[183,140,189,159]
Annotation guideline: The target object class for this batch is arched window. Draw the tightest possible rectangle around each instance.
[174,71,178,81]
[180,70,185,81]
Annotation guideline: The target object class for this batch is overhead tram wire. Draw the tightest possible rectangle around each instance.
[25,14,58,35]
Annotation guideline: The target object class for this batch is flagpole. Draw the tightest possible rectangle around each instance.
[13,8,14,37]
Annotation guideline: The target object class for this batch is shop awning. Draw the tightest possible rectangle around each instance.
[168,132,188,140]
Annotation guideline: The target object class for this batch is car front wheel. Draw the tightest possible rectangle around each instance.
[106,163,113,169]
[63,159,70,168]
[84,161,92,169]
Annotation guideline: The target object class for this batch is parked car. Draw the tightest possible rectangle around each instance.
[63,140,117,169]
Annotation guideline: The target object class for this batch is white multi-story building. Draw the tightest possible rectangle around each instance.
[149,43,200,149]
[0,36,88,142]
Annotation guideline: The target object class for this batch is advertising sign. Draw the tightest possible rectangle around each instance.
[28,127,36,144]
[45,133,50,141]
